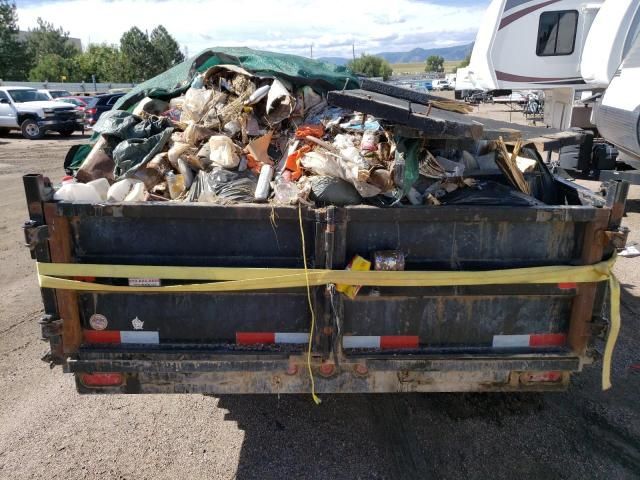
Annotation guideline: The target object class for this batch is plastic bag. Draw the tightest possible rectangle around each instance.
[93,110,170,140]
[309,176,362,206]
[273,179,300,205]
[301,151,358,182]
[93,110,139,138]
[183,124,214,146]
[209,136,240,168]
[112,128,173,178]
[301,150,379,198]
[180,87,214,124]
[189,169,257,203]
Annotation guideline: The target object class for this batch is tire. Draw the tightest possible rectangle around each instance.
[58,128,75,137]
[20,119,44,140]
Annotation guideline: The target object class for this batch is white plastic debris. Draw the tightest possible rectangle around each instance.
[54,182,103,203]
[209,135,240,168]
[244,85,270,105]
[107,178,144,202]
[87,178,110,201]
[124,181,146,202]
[619,244,640,258]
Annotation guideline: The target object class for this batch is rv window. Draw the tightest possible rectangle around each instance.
[537,10,578,56]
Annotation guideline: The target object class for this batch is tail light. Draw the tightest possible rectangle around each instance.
[85,107,97,115]
[520,371,563,383]
[79,372,124,387]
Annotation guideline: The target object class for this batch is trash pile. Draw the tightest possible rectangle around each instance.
[59,63,551,208]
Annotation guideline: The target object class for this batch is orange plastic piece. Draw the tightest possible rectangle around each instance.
[285,145,312,181]
[295,124,324,139]
[246,153,262,175]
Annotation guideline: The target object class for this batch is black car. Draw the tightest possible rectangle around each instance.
[85,93,125,127]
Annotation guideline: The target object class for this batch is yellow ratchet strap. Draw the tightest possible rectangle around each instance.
[36,255,620,390]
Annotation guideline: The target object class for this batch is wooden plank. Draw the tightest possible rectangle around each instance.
[327,89,484,139]
[528,131,585,151]
[44,203,82,354]
[360,78,446,105]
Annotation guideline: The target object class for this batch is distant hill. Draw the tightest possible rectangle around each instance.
[319,42,473,66]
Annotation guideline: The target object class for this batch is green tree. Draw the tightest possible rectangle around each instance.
[150,25,184,71]
[27,18,79,63]
[76,44,127,82]
[425,55,445,72]
[28,52,77,81]
[347,54,393,81]
[458,53,471,69]
[120,27,158,82]
[0,0,30,80]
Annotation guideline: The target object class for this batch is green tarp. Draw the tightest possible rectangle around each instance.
[68,48,360,170]
[114,47,360,111]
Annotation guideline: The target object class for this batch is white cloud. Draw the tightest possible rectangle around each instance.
[16,0,485,58]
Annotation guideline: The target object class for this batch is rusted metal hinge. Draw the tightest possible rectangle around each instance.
[39,315,62,340]
[23,220,49,254]
[39,316,65,367]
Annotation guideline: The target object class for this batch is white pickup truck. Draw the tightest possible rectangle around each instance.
[0,86,83,139]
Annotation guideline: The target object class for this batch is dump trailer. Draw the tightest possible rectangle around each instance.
[22,173,628,395]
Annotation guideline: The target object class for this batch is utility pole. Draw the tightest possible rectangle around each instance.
[352,42,356,61]
[310,44,313,59]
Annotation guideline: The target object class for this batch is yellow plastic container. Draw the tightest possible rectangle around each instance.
[336,255,371,299]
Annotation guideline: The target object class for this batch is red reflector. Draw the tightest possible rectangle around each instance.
[529,333,566,347]
[73,276,96,282]
[79,372,123,387]
[236,332,275,345]
[83,330,120,344]
[522,371,563,383]
[558,282,577,290]
[380,336,419,349]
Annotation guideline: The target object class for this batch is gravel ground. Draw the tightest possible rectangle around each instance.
[0,130,639,480]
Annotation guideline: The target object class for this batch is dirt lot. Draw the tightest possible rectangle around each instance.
[0,130,639,480]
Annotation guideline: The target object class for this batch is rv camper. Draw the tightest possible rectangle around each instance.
[466,0,640,181]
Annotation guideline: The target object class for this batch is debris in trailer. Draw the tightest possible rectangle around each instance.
[57,49,553,208]
[336,255,371,299]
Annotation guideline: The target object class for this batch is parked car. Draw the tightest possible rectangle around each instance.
[493,91,528,104]
[431,80,452,91]
[57,96,93,113]
[38,89,72,100]
[84,93,125,127]
[0,86,83,139]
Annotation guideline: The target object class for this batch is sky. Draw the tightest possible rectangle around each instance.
[14,0,490,58]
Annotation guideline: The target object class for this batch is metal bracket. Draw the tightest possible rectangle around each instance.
[597,227,629,249]
[23,220,49,256]
[39,316,62,340]
[589,317,608,338]
[39,316,65,367]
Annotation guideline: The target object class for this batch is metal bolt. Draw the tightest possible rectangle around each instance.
[354,364,368,376]
[319,362,335,377]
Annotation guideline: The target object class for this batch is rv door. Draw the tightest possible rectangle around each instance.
[468,0,604,90]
